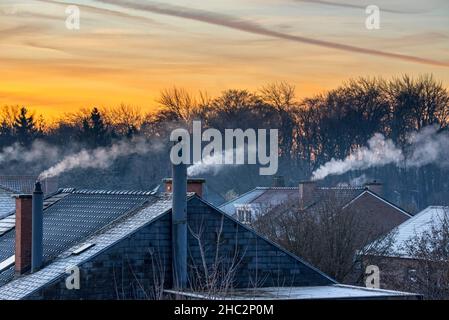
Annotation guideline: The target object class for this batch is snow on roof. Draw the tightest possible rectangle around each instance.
[165,284,420,300]
[366,206,449,258]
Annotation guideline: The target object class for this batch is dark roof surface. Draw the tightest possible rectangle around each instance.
[220,186,365,215]
[305,187,366,211]
[0,191,14,220]
[0,188,158,286]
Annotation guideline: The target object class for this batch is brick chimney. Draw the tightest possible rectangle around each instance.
[299,181,316,209]
[164,178,205,198]
[14,194,33,275]
[365,180,383,196]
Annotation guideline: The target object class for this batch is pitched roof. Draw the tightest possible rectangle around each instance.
[365,206,449,259]
[0,190,338,300]
[0,191,175,300]
[220,186,366,215]
[304,187,365,210]
[220,187,299,214]
[0,188,159,287]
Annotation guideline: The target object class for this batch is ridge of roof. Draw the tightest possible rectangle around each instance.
[343,190,412,217]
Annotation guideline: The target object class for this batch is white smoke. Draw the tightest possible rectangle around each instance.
[312,134,404,181]
[407,125,449,167]
[187,145,251,177]
[312,125,449,180]
[38,138,157,180]
[0,140,60,164]
[349,174,370,187]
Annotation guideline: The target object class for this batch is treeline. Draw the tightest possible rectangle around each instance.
[1,74,448,210]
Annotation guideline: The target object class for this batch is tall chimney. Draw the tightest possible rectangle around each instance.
[299,180,316,209]
[164,178,205,198]
[14,194,33,275]
[365,180,383,196]
[32,182,44,272]
[171,141,188,289]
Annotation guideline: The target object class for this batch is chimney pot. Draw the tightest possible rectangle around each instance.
[164,178,206,198]
[32,181,44,272]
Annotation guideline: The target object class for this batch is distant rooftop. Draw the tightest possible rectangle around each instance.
[0,176,58,194]
[365,206,449,259]
[220,185,366,215]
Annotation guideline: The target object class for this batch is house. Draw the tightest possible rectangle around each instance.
[0,168,419,300]
[360,206,449,297]
[221,180,411,234]
[0,176,58,219]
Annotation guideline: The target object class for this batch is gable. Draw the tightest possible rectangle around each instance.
[188,197,336,287]
[344,191,411,234]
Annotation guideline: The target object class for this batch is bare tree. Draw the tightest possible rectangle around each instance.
[253,195,395,283]
[400,210,449,299]
[187,215,245,297]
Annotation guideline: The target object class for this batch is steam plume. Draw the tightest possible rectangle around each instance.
[407,125,449,167]
[0,140,60,164]
[312,134,403,180]
[187,146,247,176]
[312,125,449,180]
[38,138,156,179]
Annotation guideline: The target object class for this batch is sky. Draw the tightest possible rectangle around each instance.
[1,0,449,119]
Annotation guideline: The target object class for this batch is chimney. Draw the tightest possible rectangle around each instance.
[32,182,44,272]
[365,180,383,196]
[164,178,205,198]
[272,176,285,187]
[171,140,188,289]
[14,194,33,275]
[299,180,316,209]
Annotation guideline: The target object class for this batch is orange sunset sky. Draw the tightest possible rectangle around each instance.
[1,0,449,120]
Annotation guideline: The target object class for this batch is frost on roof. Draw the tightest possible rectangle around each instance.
[366,206,449,258]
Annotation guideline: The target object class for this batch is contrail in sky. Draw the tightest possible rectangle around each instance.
[295,0,424,14]
[93,0,449,67]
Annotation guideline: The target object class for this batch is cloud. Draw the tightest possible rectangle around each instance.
[92,0,449,67]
